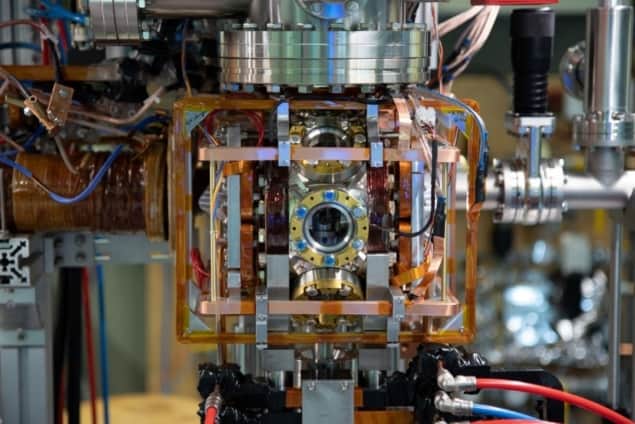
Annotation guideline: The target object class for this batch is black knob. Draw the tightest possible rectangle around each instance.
[510,8,555,115]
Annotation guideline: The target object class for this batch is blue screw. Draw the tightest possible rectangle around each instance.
[295,206,308,219]
[352,239,364,251]
[323,190,337,202]
[352,207,366,218]
[295,240,308,251]
[324,255,336,266]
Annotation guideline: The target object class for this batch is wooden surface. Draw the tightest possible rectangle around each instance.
[81,394,200,424]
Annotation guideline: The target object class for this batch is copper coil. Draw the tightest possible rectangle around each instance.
[240,168,254,221]
[265,167,289,253]
[11,143,166,238]
[240,223,257,289]
[367,166,389,252]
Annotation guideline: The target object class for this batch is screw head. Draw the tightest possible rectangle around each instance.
[295,206,308,219]
[345,1,359,12]
[352,239,364,251]
[307,381,316,391]
[324,255,336,267]
[295,239,308,252]
[304,285,318,297]
[352,207,366,218]
[340,381,349,391]
[323,190,337,202]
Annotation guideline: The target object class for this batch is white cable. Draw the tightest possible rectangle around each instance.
[438,6,484,36]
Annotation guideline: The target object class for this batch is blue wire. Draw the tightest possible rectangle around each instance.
[0,42,41,52]
[0,144,124,204]
[48,144,124,204]
[96,264,110,424]
[26,0,88,25]
[23,125,45,151]
[472,403,538,421]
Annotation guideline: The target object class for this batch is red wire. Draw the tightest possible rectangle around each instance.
[81,268,98,424]
[204,406,218,424]
[471,421,554,424]
[56,20,69,54]
[476,379,633,424]
[204,110,266,146]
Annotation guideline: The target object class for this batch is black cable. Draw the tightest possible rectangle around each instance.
[372,140,438,239]
[46,39,63,83]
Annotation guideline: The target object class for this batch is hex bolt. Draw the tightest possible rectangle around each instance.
[304,285,319,297]
[353,134,367,144]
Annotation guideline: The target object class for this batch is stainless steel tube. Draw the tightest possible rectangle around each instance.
[456,171,635,211]
[608,220,623,408]
[584,1,633,114]
[144,0,251,17]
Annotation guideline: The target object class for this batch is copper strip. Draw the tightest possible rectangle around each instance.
[405,296,460,316]
[198,297,458,318]
[268,300,392,316]
[393,96,412,150]
[4,64,122,82]
[286,388,364,408]
[199,146,460,163]
[223,161,251,176]
[355,410,414,424]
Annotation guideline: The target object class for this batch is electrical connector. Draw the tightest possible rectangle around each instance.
[434,391,473,416]
[437,368,477,393]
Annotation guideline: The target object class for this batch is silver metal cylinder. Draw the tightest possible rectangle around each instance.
[269,370,286,391]
[293,358,303,389]
[367,370,381,390]
[608,220,623,408]
[351,358,359,386]
[584,1,633,114]
[456,171,635,211]
[144,0,251,16]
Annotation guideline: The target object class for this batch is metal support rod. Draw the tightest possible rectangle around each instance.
[411,161,426,289]
[609,220,623,409]
[527,127,542,179]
